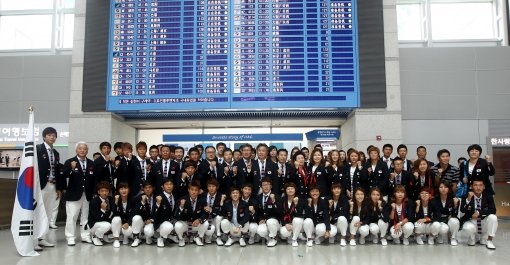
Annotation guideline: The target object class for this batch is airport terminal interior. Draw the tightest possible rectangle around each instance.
[1,0,510,263]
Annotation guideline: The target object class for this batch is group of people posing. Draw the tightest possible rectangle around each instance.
[34,127,499,251]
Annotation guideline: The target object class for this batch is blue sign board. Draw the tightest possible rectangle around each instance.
[163,133,303,142]
[107,0,360,111]
[305,129,340,140]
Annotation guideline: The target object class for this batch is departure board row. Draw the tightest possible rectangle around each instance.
[107,0,359,111]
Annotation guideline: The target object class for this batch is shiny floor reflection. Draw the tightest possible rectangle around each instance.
[2,220,510,265]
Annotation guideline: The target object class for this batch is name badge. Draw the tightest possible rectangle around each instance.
[171,171,175,174]
[317,172,322,175]
[378,170,382,173]
[268,205,273,209]
[476,169,482,173]
[267,171,272,174]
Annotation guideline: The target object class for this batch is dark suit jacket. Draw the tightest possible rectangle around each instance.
[276,162,293,195]
[235,159,256,191]
[88,196,114,227]
[366,201,391,223]
[174,195,207,223]
[391,199,415,225]
[130,156,153,195]
[251,159,279,195]
[113,197,134,225]
[341,165,368,195]
[326,195,350,223]
[460,158,495,195]
[280,196,306,224]
[304,198,331,231]
[241,196,259,223]
[114,156,133,190]
[94,155,114,189]
[153,192,177,230]
[63,157,96,201]
[364,160,389,194]
[198,192,224,220]
[256,193,282,222]
[221,200,250,226]
[36,143,63,190]
[459,193,496,225]
[307,164,331,197]
[198,159,228,193]
[131,193,157,221]
[387,170,413,199]
[432,197,458,223]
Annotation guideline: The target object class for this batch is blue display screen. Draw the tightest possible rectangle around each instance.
[107,0,359,111]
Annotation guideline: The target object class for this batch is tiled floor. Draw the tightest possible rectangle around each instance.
[2,220,510,265]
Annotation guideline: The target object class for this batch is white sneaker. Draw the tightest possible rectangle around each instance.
[225,237,234,247]
[480,238,487,245]
[67,238,76,246]
[340,238,347,247]
[450,238,458,246]
[216,237,224,246]
[306,239,313,247]
[178,238,186,247]
[349,239,356,246]
[157,237,165,247]
[468,237,476,246]
[381,238,387,246]
[122,236,129,245]
[486,240,496,250]
[204,236,212,244]
[49,224,58,229]
[372,236,378,244]
[428,236,435,245]
[82,237,92,244]
[403,238,409,245]
[34,245,43,251]
[113,240,120,248]
[92,237,103,246]
[169,235,179,243]
[131,238,141,247]
[359,237,365,245]
[39,239,54,247]
[267,238,277,247]
[194,237,204,246]
[239,237,246,247]
[416,236,424,245]
[292,240,299,247]
[248,237,255,245]
[315,238,321,245]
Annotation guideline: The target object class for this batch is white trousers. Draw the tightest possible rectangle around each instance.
[279,217,304,240]
[349,216,369,239]
[257,218,281,239]
[431,219,460,238]
[462,214,498,241]
[334,216,349,237]
[369,219,389,238]
[131,215,155,239]
[65,193,90,241]
[174,220,211,240]
[414,222,432,235]
[221,220,250,237]
[302,218,338,240]
[390,222,414,239]
[90,221,111,238]
[111,216,133,238]
[157,221,174,239]
[42,182,60,227]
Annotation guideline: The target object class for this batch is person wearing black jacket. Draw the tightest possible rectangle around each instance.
[36,127,62,246]
[409,158,436,200]
[303,185,336,247]
[130,182,157,247]
[220,187,250,247]
[150,145,175,196]
[279,183,306,247]
[307,149,331,197]
[326,150,344,185]
[113,142,134,190]
[234,144,256,193]
[198,178,226,245]
[88,181,114,246]
[129,141,153,195]
[460,144,496,195]
[347,187,370,246]
[255,177,282,247]
[175,161,199,199]
[94,142,115,190]
[173,181,209,247]
[365,147,389,197]
[387,157,413,199]
[154,178,178,248]
[326,183,349,246]
[459,178,498,250]
[389,185,415,245]
[276,149,293,196]
[413,187,436,245]
[111,182,133,248]
[342,150,368,199]
[63,142,96,246]
[430,181,460,246]
[240,184,259,244]
[367,188,390,246]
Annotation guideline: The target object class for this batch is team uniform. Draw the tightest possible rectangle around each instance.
[88,196,114,245]
[304,198,337,245]
[111,197,134,245]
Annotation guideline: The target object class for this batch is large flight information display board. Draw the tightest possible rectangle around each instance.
[107,0,359,111]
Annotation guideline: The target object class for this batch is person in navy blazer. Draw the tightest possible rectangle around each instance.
[36,126,63,244]
[198,146,227,193]
[276,149,293,196]
[256,177,282,247]
[130,181,157,247]
[326,149,344,185]
[94,142,115,190]
[307,149,331,197]
[460,144,496,195]
[219,148,235,195]
[130,142,154,196]
[279,182,306,247]
[220,187,250,247]
[326,183,350,246]
[365,146,389,196]
[387,157,413,199]
[303,186,335,247]
[111,182,134,247]
[234,144,256,191]
[198,178,226,245]
[341,150,368,199]
[153,178,179,247]
[113,143,135,190]
[62,141,96,246]
[88,181,114,246]
[240,183,259,244]
[173,181,209,247]
[150,145,174,196]
[459,178,498,249]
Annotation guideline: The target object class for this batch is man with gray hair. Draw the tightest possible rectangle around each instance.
[61,142,96,246]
